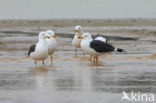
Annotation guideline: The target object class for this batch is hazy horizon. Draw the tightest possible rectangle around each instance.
[0,0,156,20]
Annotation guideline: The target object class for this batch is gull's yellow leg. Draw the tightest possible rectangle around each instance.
[95,56,99,65]
[88,55,92,61]
[93,56,96,64]
[51,56,53,66]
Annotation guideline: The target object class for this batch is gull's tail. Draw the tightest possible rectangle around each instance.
[114,48,124,52]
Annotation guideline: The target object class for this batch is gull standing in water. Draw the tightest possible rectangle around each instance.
[72,25,85,56]
[79,33,124,65]
[28,32,48,66]
[45,30,57,66]
[72,25,107,56]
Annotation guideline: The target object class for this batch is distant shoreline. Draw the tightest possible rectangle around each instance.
[0,19,156,27]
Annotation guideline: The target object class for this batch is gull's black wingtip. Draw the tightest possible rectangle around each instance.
[28,44,36,56]
[117,48,125,52]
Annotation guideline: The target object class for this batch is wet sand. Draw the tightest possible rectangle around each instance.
[0,20,156,103]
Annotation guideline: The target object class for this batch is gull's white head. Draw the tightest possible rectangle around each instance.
[78,33,92,40]
[46,30,56,38]
[39,32,46,39]
[74,25,82,34]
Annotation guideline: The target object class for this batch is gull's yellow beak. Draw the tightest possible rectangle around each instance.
[45,36,50,39]
[78,35,83,39]
[52,35,56,38]
[74,30,79,33]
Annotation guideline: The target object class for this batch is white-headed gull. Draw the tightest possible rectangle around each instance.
[45,30,57,66]
[28,32,49,66]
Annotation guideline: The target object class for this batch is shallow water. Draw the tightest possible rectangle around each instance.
[0,27,156,103]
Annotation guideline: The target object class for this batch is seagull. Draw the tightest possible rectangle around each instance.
[45,30,57,66]
[74,25,107,43]
[72,25,85,56]
[28,32,48,66]
[79,33,124,65]
[72,25,107,57]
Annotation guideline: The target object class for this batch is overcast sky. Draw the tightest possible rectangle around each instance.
[0,0,156,19]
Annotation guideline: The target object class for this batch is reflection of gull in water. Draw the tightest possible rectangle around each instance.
[30,66,49,73]
[121,91,130,101]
